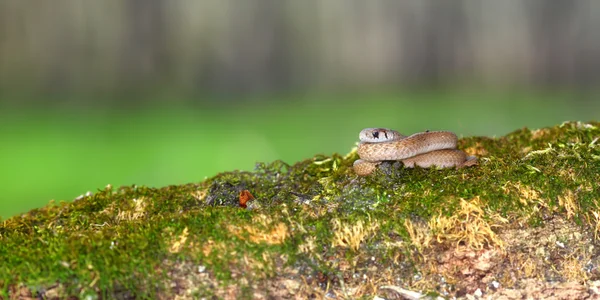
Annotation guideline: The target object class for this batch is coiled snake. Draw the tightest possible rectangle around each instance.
[353,128,477,176]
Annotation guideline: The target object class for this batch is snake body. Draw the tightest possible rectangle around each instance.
[353,128,477,176]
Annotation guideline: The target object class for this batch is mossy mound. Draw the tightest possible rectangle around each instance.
[1,121,600,299]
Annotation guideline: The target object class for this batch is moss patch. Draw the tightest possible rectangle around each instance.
[1,121,600,299]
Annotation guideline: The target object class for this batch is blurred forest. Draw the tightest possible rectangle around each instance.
[1,0,599,105]
[1,0,599,218]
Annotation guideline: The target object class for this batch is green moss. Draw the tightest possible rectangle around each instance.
[1,121,600,298]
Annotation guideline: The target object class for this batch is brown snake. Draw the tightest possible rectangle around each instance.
[353,128,477,176]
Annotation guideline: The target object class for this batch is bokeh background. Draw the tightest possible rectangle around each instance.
[1,1,599,218]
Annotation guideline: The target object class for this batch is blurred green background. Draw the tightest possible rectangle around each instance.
[1,1,599,219]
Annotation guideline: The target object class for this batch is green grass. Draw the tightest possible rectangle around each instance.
[1,88,598,218]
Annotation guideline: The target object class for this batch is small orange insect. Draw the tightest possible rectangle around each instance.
[239,190,255,208]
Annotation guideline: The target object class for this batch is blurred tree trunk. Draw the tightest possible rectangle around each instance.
[119,0,169,93]
[401,1,471,86]
[528,0,578,86]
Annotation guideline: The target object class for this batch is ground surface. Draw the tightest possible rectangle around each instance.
[1,121,600,299]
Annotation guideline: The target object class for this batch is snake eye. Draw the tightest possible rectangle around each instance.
[384,131,389,139]
[372,131,379,139]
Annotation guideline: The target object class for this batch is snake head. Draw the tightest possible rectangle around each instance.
[359,128,404,143]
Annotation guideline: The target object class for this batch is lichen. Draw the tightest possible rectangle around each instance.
[1,121,599,299]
